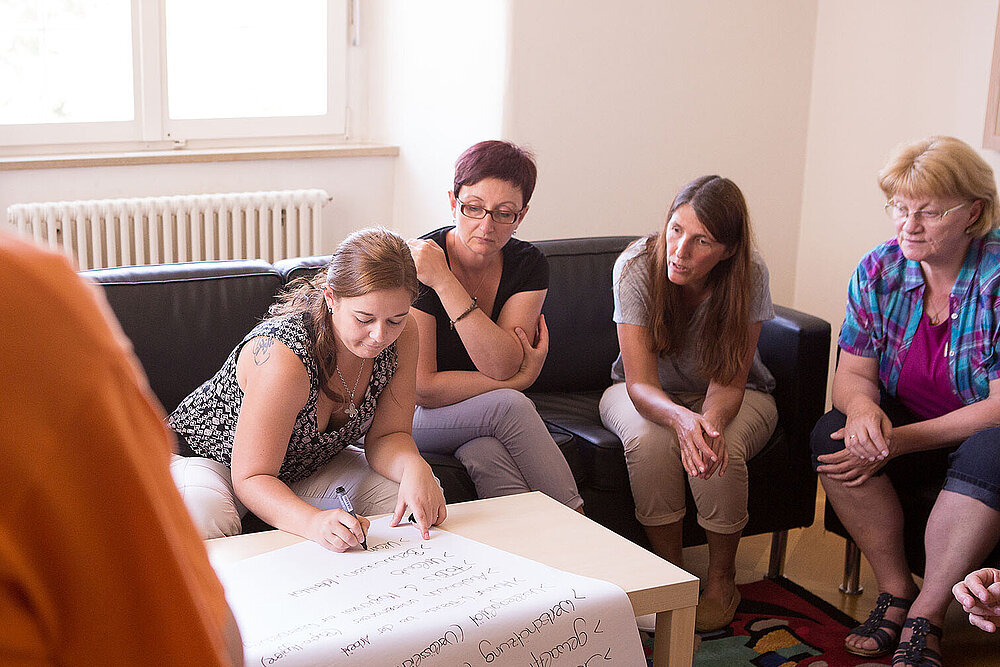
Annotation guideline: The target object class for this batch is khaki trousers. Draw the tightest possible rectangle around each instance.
[599,382,777,534]
[170,446,400,539]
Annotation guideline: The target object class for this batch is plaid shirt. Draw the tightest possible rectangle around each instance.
[839,230,1000,405]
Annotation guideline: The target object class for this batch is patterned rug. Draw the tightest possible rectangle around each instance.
[644,576,891,666]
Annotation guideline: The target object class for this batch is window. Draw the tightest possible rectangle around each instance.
[0,0,349,150]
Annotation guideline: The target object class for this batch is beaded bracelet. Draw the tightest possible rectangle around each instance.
[449,298,479,329]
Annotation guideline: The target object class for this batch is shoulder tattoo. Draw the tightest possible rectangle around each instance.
[252,337,276,366]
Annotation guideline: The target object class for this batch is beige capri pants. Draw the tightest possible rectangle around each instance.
[599,382,777,534]
[170,446,400,539]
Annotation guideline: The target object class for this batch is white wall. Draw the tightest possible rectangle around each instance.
[4,1,819,296]
[366,0,508,240]
[502,1,819,306]
[796,0,1000,365]
[364,0,818,305]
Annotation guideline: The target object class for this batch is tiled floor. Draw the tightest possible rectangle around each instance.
[681,487,998,665]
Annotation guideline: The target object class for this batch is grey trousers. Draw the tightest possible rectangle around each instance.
[413,388,583,510]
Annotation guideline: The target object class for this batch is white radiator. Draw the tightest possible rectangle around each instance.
[6,189,330,270]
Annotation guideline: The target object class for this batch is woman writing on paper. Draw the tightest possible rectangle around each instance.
[599,175,778,631]
[169,228,446,549]
[406,140,583,510]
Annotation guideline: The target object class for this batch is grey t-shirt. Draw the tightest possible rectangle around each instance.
[609,237,776,394]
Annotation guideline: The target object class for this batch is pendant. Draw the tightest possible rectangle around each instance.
[344,402,358,418]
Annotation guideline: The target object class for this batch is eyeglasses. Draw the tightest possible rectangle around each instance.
[884,200,969,224]
[456,197,523,225]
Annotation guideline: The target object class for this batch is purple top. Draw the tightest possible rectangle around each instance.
[839,230,1000,407]
[895,314,964,419]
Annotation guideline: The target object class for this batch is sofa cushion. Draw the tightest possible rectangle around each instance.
[273,255,331,284]
[531,236,637,393]
[530,391,629,492]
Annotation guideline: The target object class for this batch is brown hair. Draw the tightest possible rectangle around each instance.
[878,135,999,237]
[630,175,756,385]
[453,140,538,206]
[268,227,418,400]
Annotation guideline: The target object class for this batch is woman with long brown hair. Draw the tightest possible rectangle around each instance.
[169,227,446,549]
[600,175,777,631]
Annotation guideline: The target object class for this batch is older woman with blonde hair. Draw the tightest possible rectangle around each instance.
[811,136,1000,666]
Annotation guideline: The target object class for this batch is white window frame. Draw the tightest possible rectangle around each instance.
[0,0,349,151]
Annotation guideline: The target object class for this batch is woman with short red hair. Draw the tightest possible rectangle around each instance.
[407,140,582,511]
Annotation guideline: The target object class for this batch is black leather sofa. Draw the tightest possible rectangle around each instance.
[83,236,831,572]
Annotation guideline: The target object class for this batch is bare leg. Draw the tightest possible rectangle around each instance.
[897,491,1000,657]
[644,521,684,567]
[821,474,919,652]
[702,530,740,606]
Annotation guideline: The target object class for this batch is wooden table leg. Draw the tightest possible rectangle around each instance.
[651,606,695,666]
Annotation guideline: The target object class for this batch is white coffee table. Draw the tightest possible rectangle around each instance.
[207,491,699,666]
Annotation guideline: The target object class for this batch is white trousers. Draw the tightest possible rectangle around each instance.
[170,446,400,539]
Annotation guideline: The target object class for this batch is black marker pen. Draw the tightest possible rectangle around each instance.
[335,486,367,550]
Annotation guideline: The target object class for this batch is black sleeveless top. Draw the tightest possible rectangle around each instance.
[168,313,397,483]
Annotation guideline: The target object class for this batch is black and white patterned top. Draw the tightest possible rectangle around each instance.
[168,313,398,484]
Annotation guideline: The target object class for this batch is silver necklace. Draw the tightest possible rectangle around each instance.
[448,232,492,302]
[925,293,950,325]
[335,359,366,418]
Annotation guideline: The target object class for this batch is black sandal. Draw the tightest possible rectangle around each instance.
[892,617,943,667]
[845,592,913,658]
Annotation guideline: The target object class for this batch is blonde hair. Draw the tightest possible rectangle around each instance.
[878,135,999,237]
[268,227,418,400]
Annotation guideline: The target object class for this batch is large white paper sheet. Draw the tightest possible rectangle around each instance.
[214,516,646,666]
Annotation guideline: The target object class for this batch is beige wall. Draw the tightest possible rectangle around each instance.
[365,0,818,305]
[366,0,509,240]
[501,1,818,307]
[796,0,1000,356]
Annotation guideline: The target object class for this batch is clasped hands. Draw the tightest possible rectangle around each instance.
[669,407,728,480]
[953,568,1000,632]
[816,404,894,487]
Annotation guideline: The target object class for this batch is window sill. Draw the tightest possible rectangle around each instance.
[0,143,399,171]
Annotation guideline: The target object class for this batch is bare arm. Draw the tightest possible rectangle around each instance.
[831,351,1000,457]
[701,321,763,430]
[820,353,1000,488]
[229,337,368,552]
[430,274,542,379]
[829,351,893,460]
[407,238,543,380]
[617,322,719,476]
[223,606,244,666]
[697,322,764,478]
[411,294,548,408]
[893,379,1000,452]
[362,317,446,539]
